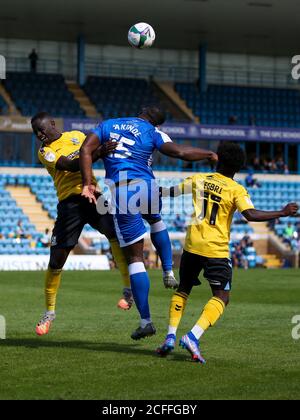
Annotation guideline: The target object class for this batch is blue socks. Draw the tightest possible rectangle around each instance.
[128,262,151,322]
[150,221,173,272]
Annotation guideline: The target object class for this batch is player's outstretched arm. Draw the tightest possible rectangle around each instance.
[159,142,218,163]
[80,133,102,204]
[242,203,299,222]
[56,140,117,172]
[80,134,118,203]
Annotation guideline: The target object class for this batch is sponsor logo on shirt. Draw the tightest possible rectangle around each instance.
[67,150,80,160]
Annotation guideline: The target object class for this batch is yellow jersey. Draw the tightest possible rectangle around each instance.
[38,130,97,202]
[177,172,255,258]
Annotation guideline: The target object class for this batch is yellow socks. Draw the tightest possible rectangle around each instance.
[45,267,62,312]
[167,291,188,336]
[109,238,131,288]
[190,297,225,340]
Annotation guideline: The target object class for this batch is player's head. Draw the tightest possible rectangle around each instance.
[31,112,61,144]
[216,142,246,176]
[138,105,166,126]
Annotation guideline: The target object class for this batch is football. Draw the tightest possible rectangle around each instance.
[128,22,156,49]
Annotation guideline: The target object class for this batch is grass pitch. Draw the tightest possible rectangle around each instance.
[0,269,300,400]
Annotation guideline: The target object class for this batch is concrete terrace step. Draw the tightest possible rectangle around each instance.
[66,80,100,119]
[5,186,54,233]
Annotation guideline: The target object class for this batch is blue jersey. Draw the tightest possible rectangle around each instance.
[92,117,172,182]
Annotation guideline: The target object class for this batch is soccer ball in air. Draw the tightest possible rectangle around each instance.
[128,22,156,49]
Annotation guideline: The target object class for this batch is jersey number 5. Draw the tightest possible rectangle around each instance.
[109,132,135,159]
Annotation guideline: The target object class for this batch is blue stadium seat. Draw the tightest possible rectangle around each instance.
[4,72,86,118]
[175,82,300,128]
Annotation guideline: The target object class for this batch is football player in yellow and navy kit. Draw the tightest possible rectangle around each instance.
[157,142,298,363]
[31,112,132,336]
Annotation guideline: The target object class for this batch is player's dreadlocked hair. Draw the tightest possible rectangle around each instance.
[217,142,246,173]
[138,105,166,126]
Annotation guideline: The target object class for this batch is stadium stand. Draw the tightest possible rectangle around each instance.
[1,173,300,263]
[84,76,174,120]
[0,173,255,259]
[0,175,48,255]
[175,83,300,127]
[270,217,300,251]
[3,72,85,118]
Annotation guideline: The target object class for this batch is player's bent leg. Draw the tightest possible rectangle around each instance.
[112,193,156,338]
[179,258,231,360]
[180,291,227,364]
[36,247,72,336]
[122,240,156,340]
[157,252,201,356]
[143,215,178,289]
[109,238,133,310]
[212,290,230,306]
[88,211,133,310]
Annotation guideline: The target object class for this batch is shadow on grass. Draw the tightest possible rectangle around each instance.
[0,338,192,362]
[1,338,154,354]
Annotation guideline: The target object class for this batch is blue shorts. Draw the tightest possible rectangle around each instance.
[112,180,162,247]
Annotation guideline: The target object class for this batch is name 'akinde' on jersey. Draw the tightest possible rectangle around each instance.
[112,124,141,137]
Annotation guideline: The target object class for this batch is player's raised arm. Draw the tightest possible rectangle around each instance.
[242,203,299,222]
[159,142,218,163]
[80,133,118,203]
[138,106,217,164]
[56,140,117,172]
[80,132,102,185]
[79,132,102,204]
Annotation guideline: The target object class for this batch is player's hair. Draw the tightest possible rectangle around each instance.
[31,111,52,125]
[138,105,166,126]
[217,142,246,173]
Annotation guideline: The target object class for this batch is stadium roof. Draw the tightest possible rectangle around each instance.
[0,0,298,55]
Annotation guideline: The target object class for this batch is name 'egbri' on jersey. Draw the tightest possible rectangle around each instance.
[178,172,254,259]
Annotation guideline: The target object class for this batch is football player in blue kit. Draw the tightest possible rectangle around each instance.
[80,106,217,340]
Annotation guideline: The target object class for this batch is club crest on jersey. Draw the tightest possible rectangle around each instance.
[44,151,56,163]
[71,138,80,145]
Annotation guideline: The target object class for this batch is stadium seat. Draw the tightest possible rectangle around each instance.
[175,83,300,128]
[83,76,174,121]
[3,72,85,118]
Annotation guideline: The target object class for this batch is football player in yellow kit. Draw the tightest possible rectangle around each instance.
[31,112,132,336]
[157,142,298,363]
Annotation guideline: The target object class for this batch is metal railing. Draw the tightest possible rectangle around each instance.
[85,60,298,88]
[3,56,299,89]
[5,57,63,75]
[207,65,299,89]
[85,60,198,82]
